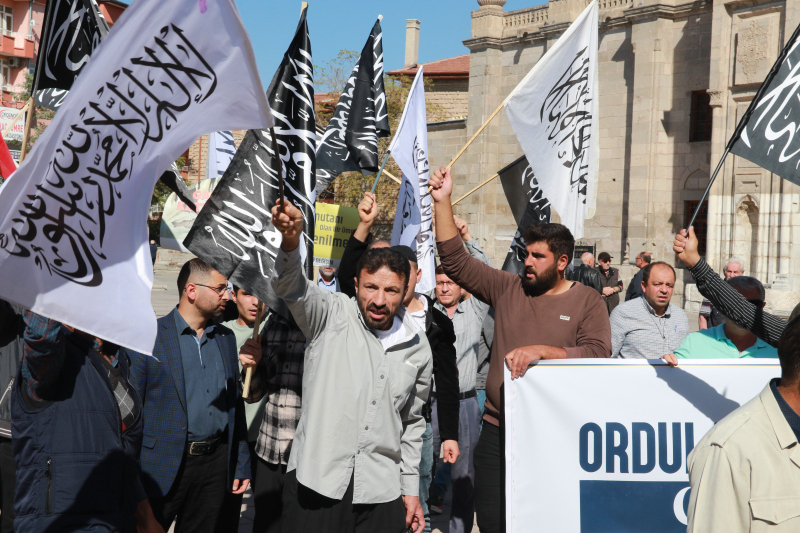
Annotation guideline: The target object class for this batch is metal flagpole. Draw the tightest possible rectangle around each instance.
[686,21,800,230]
[370,150,391,193]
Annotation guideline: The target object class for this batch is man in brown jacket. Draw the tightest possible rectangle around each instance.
[428,167,612,533]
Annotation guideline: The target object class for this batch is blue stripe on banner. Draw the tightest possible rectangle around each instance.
[579,480,690,532]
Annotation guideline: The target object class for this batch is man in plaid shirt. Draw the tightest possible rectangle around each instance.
[240,311,306,533]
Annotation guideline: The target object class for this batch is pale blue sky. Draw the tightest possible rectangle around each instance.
[236,0,545,88]
[122,0,546,90]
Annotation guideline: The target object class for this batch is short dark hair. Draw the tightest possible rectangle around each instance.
[779,315,800,384]
[435,264,445,276]
[522,223,574,264]
[726,276,765,302]
[356,248,410,287]
[639,252,652,264]
[177,258,216,294]
[642,261,675,285]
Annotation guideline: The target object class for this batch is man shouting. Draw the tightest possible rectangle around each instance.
[270,199,433,533]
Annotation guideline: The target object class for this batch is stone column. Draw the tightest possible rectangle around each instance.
[461,1,507,262]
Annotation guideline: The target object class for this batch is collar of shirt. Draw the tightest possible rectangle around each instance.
[709,324,771,355]
[770,378,800,443]
[434,296,465,316]
[173,307,217,340]
[641,297,672,319]
[318,275,337,287]
[358,307,419,350]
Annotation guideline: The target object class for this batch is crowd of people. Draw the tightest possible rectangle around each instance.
[0,166,797,533]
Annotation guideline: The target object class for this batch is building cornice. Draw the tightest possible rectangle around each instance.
[466,0,712,51]
[463,36,505,51]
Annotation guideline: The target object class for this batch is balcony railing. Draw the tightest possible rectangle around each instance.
[0,33,33,59]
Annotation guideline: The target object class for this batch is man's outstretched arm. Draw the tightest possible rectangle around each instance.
[674,227,785,347]
[429,167,515,306]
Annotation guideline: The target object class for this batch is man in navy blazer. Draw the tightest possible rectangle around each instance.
[126,259,251,532]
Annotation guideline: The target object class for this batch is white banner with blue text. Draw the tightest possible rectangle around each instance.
[504,359,780,532]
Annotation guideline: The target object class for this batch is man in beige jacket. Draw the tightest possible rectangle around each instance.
[686,315,800,531]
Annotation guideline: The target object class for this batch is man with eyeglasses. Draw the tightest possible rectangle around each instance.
[125,258,252,532]
[662,276,778,364]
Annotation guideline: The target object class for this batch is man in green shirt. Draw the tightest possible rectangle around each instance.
[663,277,778,364]
[215,286,267,532]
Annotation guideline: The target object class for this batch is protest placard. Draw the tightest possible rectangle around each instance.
[313,203,359,267]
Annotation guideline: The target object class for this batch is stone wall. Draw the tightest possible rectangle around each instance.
[427,79,470,121]
[451,0,800,311]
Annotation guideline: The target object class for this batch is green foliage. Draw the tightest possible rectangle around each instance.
[15,73,56,154]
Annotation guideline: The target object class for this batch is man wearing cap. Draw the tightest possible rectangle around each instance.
[597,252,623,315]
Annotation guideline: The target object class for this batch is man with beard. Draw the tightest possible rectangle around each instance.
[125,259,251,532]
[428,167,611,533]
[335,191,460,533]
[270,199,432,533]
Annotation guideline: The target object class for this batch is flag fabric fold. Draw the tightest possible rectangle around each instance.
[34,0,109,94]
[184,8,316,319]
[0,0,273,355]
[729,26,800,184]
[315,18,390,195]
[497,156,552,274]
[388,67,435,293]
[504,0,598,239]
[159,163,197,213]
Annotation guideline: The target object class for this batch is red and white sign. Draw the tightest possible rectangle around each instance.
[0,107,25,142]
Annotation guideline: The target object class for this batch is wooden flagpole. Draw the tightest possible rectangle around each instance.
[3,99,31,139]
[242,302,264,398]
[382,169,401,185]
[425,100,506,194]
[18,99,35,162]
[452,172,499,206]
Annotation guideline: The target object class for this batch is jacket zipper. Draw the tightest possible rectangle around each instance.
[45,457,52,515]
[0,377,14,409]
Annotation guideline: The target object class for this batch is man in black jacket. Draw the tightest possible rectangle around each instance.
[597,252,624,314]
[338,192,460,531]
[0,300,23,533]
[625,252,651,302]
[567,253,602,294]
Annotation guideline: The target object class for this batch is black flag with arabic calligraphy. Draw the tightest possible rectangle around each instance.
[498,155,552,275]
[184,8,316,318]
[34,0,109,94]
[729,24,800,184]
[315,18,390,195]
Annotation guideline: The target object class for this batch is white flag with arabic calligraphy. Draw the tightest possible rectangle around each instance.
[389,67,435,293]
[0,0,273,355]
[504,1,598,239]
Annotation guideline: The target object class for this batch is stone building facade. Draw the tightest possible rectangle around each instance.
[426,0,800,317]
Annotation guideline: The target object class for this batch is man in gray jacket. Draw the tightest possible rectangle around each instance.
[270,199,433,533]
